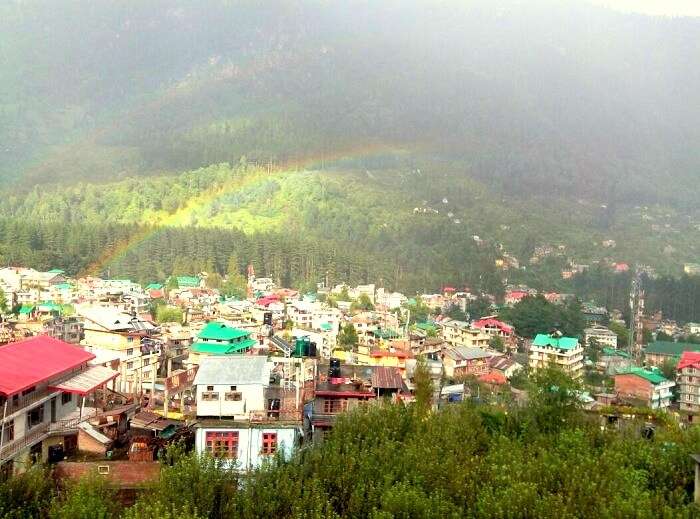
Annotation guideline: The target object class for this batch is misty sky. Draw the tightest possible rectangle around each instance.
[592,0,700,16]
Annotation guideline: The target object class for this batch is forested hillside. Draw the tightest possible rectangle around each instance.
[2,0,699,201]
[1,0,699,287]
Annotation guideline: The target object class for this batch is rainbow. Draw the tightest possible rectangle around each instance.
[78,140,409,278]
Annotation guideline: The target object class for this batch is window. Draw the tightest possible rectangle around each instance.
[207,386,215,391]
[61,393,72,405]
[1,420,14,442]
[126,348,134,356]
[127,336,134,343]
[261,432,277,455]
[26,405,44,429]
[323,399,347,414]
[205,431,238,459]
[127,361,134,370]
[201,392,219,401]
[144,358,150,366]
[97,465,110,475]
[230,386,237,391]
[225,392,242,401]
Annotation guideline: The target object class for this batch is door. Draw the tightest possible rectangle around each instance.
[50,397,57,423]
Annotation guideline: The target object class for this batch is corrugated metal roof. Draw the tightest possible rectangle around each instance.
[194,356,270,386]
[198,322,250,341]
[371,367,403,389]
[533,334,579,350]
[0,337,95,396]
[50,365,120,395]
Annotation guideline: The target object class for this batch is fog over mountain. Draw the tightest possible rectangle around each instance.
[2,0,699,205]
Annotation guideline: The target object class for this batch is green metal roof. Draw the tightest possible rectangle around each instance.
[374,328,400,339]
[601,347,630,358]
[619,367,669,385]
[415,322,436,331]
[38,302,62,313]
[645,341,700,357]
[18,304,35,315]
[176,276,200,287]
[145,283,164,290]
[533,334,579,350]
[198,322,251,342]
[320,322,333,331]
[48,269,65,274]
[53,283,72,290]
[191,339,257,355]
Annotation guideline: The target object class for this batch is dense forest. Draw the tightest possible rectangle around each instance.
[2,0,700,204]
[2,368,700,518]
[0,216,502,296]
[0,0,699,310]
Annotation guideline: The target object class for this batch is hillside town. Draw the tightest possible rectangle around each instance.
[1,264,700,492]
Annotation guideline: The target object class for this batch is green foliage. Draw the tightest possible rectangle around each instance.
[0,466,54,519]
[49,475,118,519]
[351,293,374,312]
[337,323,358,351]
[155,305,183,324]
[609,321,631,349]
[500,295,584,339]
[466,296,493,321]
[413,357,434,415]
[488,335,505,353]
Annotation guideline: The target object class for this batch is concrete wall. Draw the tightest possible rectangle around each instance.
[195,425,298,470]
[196,383,266,419]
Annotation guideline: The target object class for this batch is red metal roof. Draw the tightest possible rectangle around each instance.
[473,318,513,335]
[315,390,376,398]
[478,371,507,385]
[678,351,700,370]
[0,336,95,396]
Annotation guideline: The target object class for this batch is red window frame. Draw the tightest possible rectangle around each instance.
[205,431,239,459]
[261,432,277,455]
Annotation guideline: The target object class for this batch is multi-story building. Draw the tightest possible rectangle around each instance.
[0,336,119,477]
[193,356,305,470]
[584,325,618,349]
[644,341,700,367]
[43,317,85,344]
[440,320,491,349]
[188,322,258,366]
[614,367,675,409]
[78,306,161,394]
[309,360,376,442]
[677,351,700,417]
[442,347,493,379]
[528,334,584,378]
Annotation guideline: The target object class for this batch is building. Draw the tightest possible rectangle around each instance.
[309,361,376,441]
[0,337,119,476]
[584,325,618,349]
[188,322,258,365]
[442,347,493,379]
[472,317,513,339]
[78,307,161,394]
[440,320,490,349]
[193,356,304,470]
[487,355,523,380]
[598,348,632,375]
[677,351,700,416]
[528,334,584,378]
[614,367,675,409]
[644,341,700,367]
[43,317,84,344]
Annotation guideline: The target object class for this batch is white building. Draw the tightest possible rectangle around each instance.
[584,325,618,349]
[193,356,302,471]
[528,333,584,378]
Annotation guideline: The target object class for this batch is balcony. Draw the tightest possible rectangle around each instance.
[0,409,98,463]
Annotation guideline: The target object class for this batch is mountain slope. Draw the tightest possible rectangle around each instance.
[2,0,699,205]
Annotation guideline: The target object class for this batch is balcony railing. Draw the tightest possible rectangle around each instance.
[0,410,97,463]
